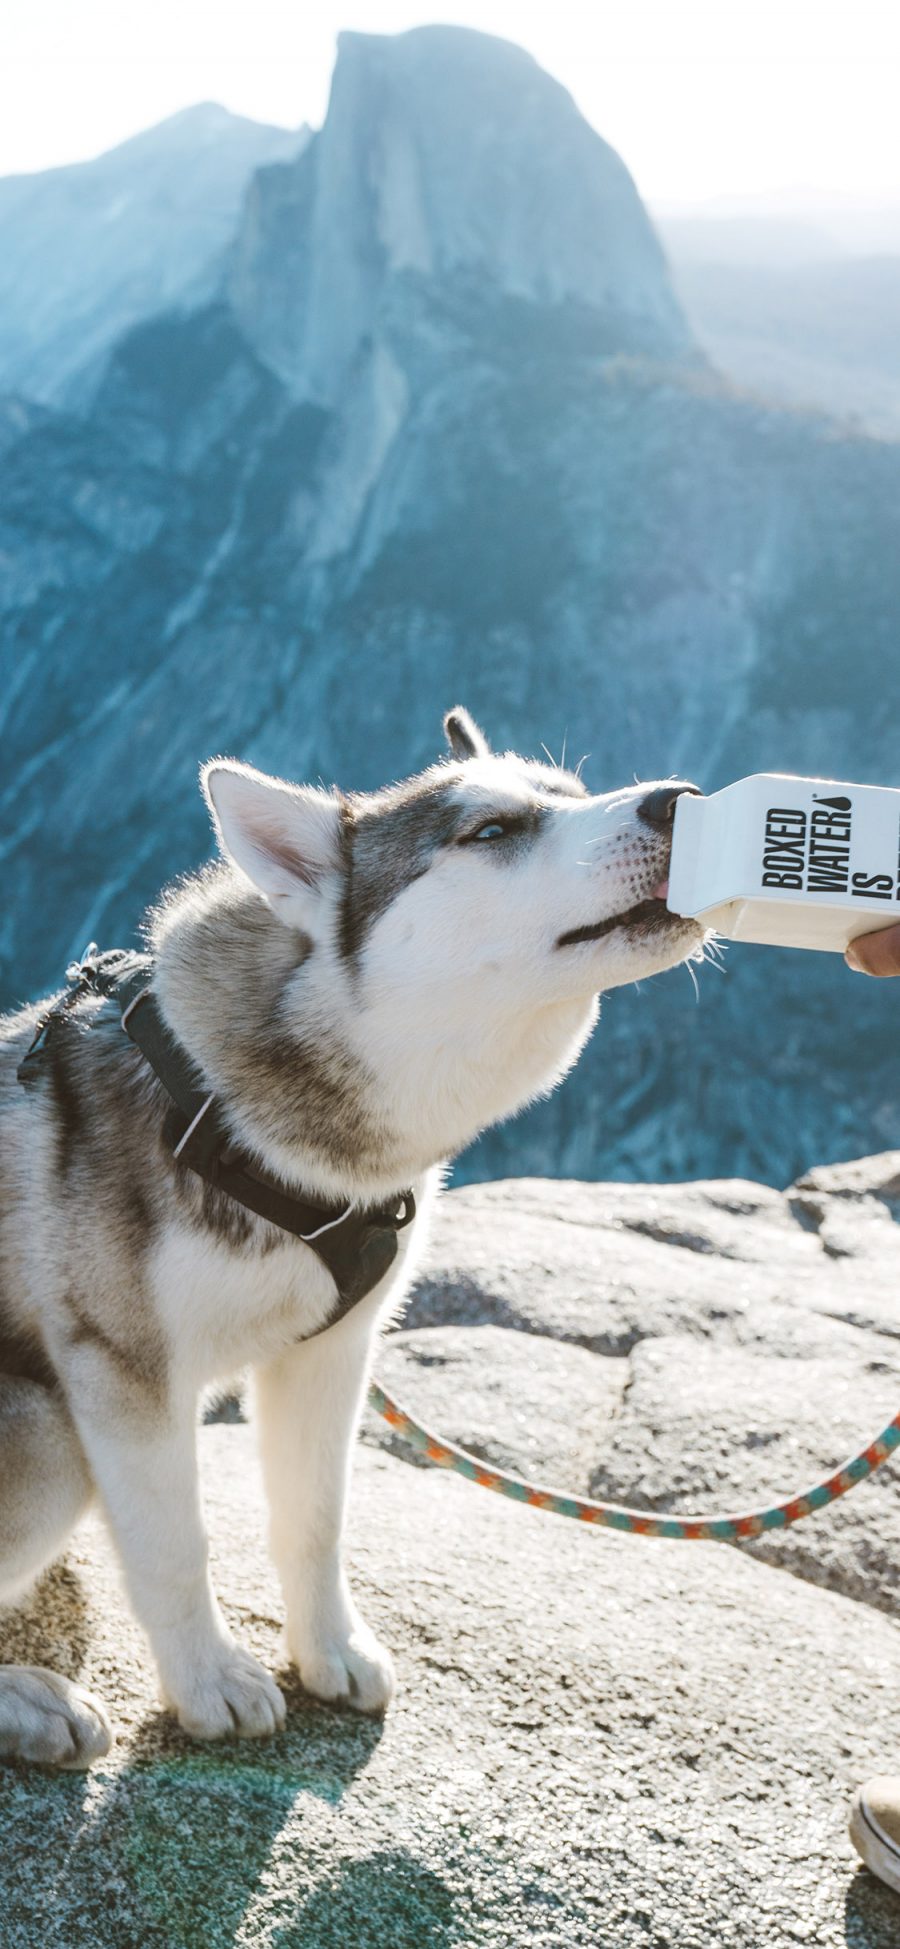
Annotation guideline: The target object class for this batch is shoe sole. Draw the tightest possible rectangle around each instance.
[849,1792,900,1897]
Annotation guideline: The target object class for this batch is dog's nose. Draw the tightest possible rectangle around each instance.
[637,782,702,829]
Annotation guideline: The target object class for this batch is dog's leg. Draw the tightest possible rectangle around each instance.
[255,1312,395,1713]
[65,1373,286,1741]
[0,1374,111,1768]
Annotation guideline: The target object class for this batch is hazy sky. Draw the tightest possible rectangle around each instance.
[5,0,900,208]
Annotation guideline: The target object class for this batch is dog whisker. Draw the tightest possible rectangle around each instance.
[583,820,633,846]
[688,934,727,979]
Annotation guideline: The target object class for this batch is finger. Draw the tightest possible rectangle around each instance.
[846,922,900,977]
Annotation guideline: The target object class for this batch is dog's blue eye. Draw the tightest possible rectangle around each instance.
[458,811,539,847]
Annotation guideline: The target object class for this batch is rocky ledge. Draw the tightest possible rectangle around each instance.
[3,1155,900,1946]
[377,1151,900,1619]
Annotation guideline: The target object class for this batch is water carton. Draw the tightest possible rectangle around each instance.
[667,773,900,951]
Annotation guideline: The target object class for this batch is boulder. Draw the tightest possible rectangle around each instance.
[3,1160,900,1943]
[1,1421,898,1947]
[381,1163,900,1619]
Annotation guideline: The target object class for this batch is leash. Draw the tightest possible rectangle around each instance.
[368,1381,900,1540]
[21,948,900,1537]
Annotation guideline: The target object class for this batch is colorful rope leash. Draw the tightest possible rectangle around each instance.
[369,1381,900,1541]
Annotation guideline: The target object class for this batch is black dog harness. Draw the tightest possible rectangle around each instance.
[18,948,415,1335]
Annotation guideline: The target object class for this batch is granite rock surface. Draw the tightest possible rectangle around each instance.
[379,1154,900,1616]
[3,1157,900,1945]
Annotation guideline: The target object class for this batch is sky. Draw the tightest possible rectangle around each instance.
[5,0,900,209]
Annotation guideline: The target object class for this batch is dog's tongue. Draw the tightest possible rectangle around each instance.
[652,877,670,901]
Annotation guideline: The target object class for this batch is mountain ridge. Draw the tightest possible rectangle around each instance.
[1,26,898,1189]
[0,105,309,406]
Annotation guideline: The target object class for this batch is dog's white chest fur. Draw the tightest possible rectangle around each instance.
[151,1188,431,1389]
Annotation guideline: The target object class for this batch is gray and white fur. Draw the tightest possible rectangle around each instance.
[0,709,702,1765]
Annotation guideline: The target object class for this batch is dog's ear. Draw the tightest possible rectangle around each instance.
[443,707,490,761]
[202,760,342,931]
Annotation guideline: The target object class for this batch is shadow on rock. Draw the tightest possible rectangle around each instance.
[844,1867,900,1946]
[399,1269,528,1334]
[1,1669,386,1949]
[267,1848,458,1949]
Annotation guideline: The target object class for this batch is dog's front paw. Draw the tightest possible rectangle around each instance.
[0,1667,112,1770]
[166,1644,286,1741]
[289,1613,395,1715]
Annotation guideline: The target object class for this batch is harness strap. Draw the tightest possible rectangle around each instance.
[18,947,415,1333]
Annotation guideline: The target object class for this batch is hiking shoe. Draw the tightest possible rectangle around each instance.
[850,1777,900,1895]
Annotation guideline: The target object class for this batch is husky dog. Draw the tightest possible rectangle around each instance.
[0,709,702,1767]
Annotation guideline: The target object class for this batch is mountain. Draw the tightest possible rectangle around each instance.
[230,27,691,403]
[0,105,308,406]
[667,257,900,440]
[658,205,900,437]
[657,192,900,262]
[1,25,900,1190]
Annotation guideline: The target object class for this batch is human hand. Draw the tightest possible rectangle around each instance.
[845,922,900,976]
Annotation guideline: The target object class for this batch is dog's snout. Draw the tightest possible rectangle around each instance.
[637,782,702,829]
